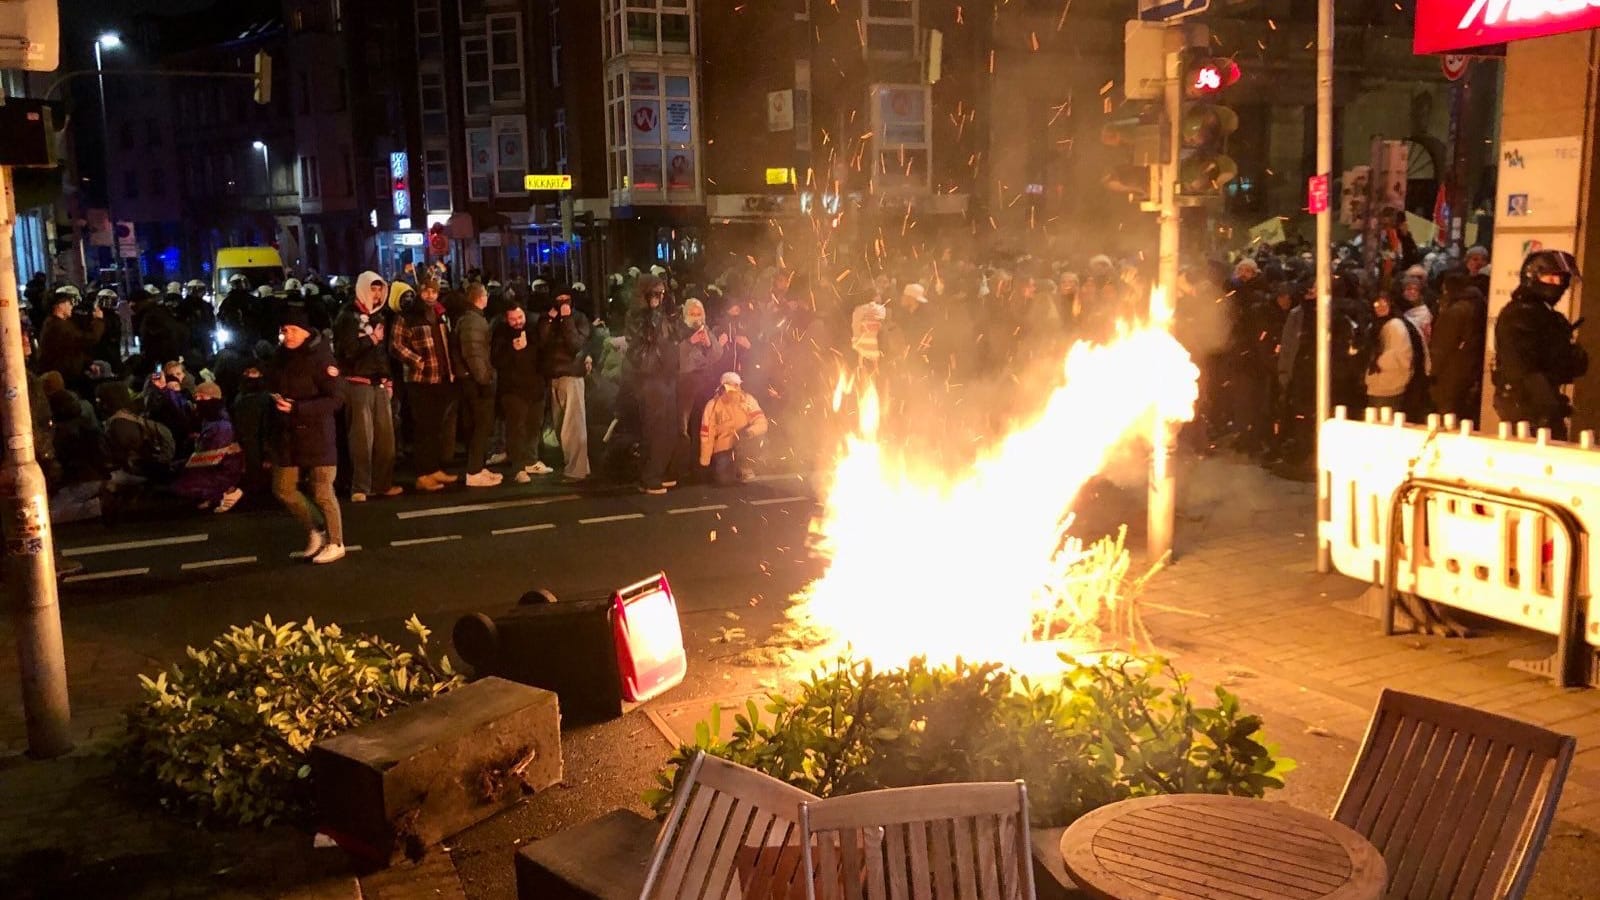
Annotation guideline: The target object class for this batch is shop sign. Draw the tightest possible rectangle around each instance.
[1416,0,1600,54]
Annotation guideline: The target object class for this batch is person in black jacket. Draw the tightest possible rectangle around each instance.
[492,304,552,483]
[332,271,400,501]
[268,306,347,564]
[626,275,682,494]
[538,288,592,481]
[1493,250,1588,440]
[1429,273,1488,423]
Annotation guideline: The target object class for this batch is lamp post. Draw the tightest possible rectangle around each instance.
[252,140,271,204]
[94,32,123,292]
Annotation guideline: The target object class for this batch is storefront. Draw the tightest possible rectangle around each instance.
[1413,2,1600,430]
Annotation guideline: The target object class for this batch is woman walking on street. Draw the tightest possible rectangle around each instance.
[268,307,348,564]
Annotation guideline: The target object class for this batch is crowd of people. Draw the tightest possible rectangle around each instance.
[15,220,1587,563]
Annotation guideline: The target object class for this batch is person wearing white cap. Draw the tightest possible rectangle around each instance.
[698,370,767,485]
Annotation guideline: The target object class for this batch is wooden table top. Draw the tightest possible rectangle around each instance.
[1059,794,1388,900]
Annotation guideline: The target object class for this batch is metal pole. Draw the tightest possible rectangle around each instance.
[0,164,72,758]
[1148,33,1182,565]
[1314,0,1334,573]
[94,42,122,295]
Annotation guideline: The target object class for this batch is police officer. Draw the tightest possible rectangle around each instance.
[1493,250,1588,440]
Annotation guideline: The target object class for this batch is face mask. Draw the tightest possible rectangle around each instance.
[685,315,705,329]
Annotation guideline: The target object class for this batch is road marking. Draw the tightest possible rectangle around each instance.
[62,534,209,557]
[747,495,811,507]
[579,513,645,525]
[391,535,463,547]
[668,504,728,515]
[395,494,581,521]
[290,544,364,559]
[491,523,557,536]
[63,567,150,584]
[181,556,258,571]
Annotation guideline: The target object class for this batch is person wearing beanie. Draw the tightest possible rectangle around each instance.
[626,274,681,493]
[267,307,347,563]
[333,271,402,501]
[170,380,245,513]
[390,277,460,491]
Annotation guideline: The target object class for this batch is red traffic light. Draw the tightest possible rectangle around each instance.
[1186,58,1240,97]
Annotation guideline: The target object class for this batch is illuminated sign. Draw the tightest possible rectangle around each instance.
[390,152,410,218]
[524,174,574,191]
[1415,0,1600,54]
[765,167,793,185]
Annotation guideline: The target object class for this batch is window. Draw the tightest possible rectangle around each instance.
[462,34,490,115]
[298,72,311,114]
[145,117,161,146]
[554,108,568,172]
[424,147,452,211]
[550,3,563,87]
[488,14,523,105]
[609,60,698,199]
[863,0,917,59]
[492,114,528,196]
[300,156,322,199]
[150,167,166,198]
[335,68,348,111]
[118,121,134,150]
[123,169,139,199]
[420,70,447,136]
[466,126,493,200]
[870,83,930,194]
[416,0,443,61]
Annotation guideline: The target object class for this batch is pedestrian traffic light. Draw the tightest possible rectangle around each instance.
[1099,104,1161,205]
[1177,53,1239,197]
[253,51,272,105]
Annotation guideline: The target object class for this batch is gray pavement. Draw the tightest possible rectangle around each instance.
[3,457,1599,898]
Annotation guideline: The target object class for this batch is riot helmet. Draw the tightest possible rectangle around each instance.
[1519,250,1578,306]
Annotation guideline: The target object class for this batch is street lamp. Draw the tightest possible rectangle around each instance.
[94,32,124,291]
[252,140,270,207]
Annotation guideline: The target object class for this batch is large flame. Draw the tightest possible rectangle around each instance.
[799,297,1199,670]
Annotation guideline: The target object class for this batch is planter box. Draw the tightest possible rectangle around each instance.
[311,677,562,864]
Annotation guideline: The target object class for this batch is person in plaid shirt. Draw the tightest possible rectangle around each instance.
[390,277,459,492]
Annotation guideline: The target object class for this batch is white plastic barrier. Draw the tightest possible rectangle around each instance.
[1319,408,1598,686]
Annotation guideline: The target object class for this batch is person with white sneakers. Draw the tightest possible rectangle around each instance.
[491,303,554,482]
[267,307,347,564]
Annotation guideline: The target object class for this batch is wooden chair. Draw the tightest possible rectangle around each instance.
[640,752,820,900]
[1334,688,1576,900]
[798,781,1036,900]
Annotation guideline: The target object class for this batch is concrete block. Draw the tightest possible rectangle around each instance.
[311,677,562,865]
[514,809,657,900]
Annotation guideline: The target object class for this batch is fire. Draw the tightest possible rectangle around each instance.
[797,296,1199,671]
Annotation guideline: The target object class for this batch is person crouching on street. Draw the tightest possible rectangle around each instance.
[698,371,768,486]
[268,307,347,564]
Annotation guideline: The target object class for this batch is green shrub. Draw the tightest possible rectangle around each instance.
[118,615,463,827]
[646,654,1293,827]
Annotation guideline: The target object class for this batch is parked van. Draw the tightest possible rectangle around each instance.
[212,247,286,299]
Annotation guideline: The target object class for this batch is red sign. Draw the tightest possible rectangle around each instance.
[1441,53,1470,80]
[1415,0,1600,54]
[1307,173,1330,215]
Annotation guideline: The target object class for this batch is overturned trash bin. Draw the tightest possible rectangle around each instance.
[453,572,687,725]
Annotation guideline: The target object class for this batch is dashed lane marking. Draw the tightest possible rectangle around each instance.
[62,567,150,584]
[579,513,646,525]
[668,504,729,515]
[747,496,811,507]
[180,556,258,571]
[62,534,209,557]
[491,523,557,536]
[391,535,463,547]
[395,494,582,521]
[290,545,364,559]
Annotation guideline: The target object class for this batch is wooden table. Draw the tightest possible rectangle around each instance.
[1059,795,1387,900]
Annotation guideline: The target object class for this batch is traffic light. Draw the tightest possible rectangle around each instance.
[253,51,273,105]
[1177,53,1239,197]
[1099,103,1161,205]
